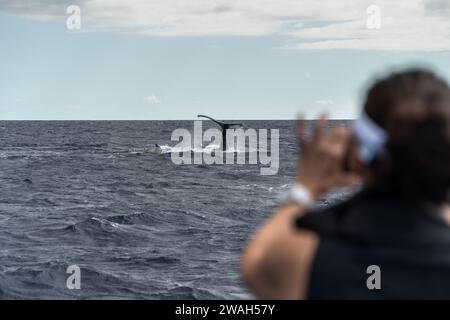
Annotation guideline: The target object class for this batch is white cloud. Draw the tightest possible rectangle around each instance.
[315,99,334,105]
[1,0,450,51]
[144,94,161,105]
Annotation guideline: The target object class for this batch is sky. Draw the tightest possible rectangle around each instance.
[1,0,450,120]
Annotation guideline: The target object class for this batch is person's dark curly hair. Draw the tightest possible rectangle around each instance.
[364,69,450,204]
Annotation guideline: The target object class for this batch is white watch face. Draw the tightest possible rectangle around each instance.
[288,186,313,205]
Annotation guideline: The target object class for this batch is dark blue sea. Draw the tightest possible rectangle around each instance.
[0,120,352,299]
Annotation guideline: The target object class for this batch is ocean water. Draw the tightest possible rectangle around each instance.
[0,120,352,299]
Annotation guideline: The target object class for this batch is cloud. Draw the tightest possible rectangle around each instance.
[424,0,450,13]
[1,0,450,51]
[315,99,334,105]
[144,94,161,105]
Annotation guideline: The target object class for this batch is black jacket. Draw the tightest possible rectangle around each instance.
[295,188,450,299]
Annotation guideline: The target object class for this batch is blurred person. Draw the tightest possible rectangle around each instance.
[241,69,450,299]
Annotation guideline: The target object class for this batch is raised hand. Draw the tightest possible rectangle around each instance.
[295,115,361,198]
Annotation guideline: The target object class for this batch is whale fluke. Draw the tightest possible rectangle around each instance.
[197,115,243,151]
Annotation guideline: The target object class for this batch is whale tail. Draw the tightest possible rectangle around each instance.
[197,115,243,151]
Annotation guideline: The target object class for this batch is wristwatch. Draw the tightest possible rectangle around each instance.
[286,184,314,206]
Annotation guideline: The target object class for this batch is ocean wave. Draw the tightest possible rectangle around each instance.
[106,212,162,226]
[62,142,108,149]
[0,262,148,299]
[156,285,220,300]
[0,150,63,160]
[113,255,181,267]
[156,144,259,154]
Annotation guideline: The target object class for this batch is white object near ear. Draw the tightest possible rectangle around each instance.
[352,112,388,163]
